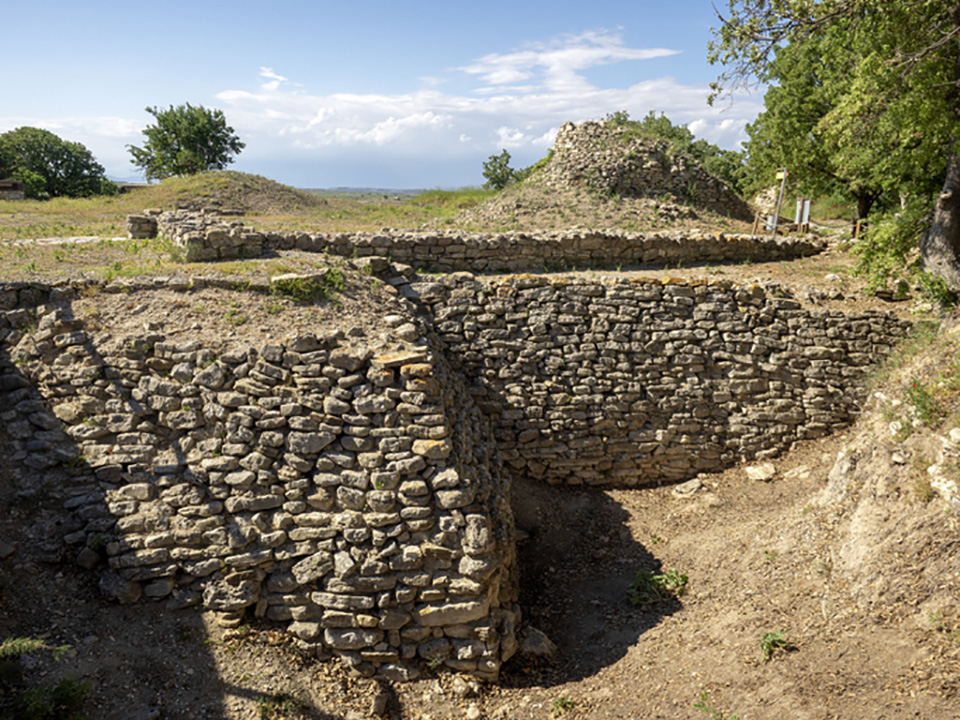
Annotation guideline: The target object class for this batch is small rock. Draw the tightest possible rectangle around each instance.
[783,465,811,480]
[465,704,483,720]
[891,452,906,465]
[215,612,245,628]
[76,546,101,569]
[518,627,557,660]
[98,572,141,604]
[745,462,777,482]
[394,322,420,342]
[950,427,960,444]
[451,675,480,699]
[671,478,702,497]
[0,540,15,560]
[370,690,390,717]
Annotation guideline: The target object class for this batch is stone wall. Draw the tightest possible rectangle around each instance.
[539,121,753,220]
[0,273,911,681]
[418,274,910,486]
[128,209,824,269]
[0,290,518,681]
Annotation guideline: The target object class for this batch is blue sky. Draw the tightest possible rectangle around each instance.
[1,0,762,188]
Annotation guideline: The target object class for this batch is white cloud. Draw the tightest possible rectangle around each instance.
[459,30,680,94]
[0,29,762,185]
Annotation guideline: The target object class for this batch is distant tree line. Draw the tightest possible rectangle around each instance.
[0,103,245,201]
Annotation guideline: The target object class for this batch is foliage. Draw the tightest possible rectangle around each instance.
[0,638,83,720]
[256,692,310,720]
[604,110,747,194]
[482,149,518,190]
[128,103,245,181]
[627,567,688,605]
[760,630,787,662]
[851,198,958,304]
[694,691,740,720]
[271,268,345,302]
[552,696,575,716]
[0,638,70,662]
[14,678,88,720]
[0,127,118,200]
[709,0,960,293]
[904,379,945,427]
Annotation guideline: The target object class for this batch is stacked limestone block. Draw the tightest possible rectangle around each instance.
[1,298,519,682]
[155,209,264,261]
[139,210,823,274]
[423,275,911,487]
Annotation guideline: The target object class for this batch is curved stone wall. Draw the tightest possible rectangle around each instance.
[0,290,518,681]
[420,274,910,486]
[0,272,910,681]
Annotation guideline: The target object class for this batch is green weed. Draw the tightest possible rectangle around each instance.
[760,630,788,662]
[552,696,575,716]
[256,692,310,720]
[694,691,740,720]
[628,567,688,605]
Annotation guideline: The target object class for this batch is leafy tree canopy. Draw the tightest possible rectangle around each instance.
[128,104,245,182]
[604,110,748,195]
[710,0,960,299]
[481,149,517,190]
[0,127,117,200]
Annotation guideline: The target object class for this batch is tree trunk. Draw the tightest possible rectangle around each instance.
[920,151,960,292]
[920,4,960,294]
[854,190,879,223]
[854,190,879,220]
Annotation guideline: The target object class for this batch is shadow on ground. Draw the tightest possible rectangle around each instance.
[504,475,679,687]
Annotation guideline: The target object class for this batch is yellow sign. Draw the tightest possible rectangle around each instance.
[775,170,788,180]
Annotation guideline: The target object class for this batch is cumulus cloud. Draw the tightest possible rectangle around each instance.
[0,29,761,185]
[459,30,680,94]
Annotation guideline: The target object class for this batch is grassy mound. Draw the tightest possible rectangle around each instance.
[132,171,328,214]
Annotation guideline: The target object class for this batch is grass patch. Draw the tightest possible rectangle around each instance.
[760,630,788,662]
[627,567,688,605]
[256,692,311,720]
[271,268,345,302]
[694,691,740,720]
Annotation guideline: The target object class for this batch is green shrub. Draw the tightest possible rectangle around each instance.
[628,567,688,605]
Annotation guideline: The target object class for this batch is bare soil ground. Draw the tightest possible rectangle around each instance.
[2,231,958,719]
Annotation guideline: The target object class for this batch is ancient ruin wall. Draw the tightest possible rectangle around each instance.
[0,286,518,682]
[0,273,910,682]
[420,274,910,486]
[127,210,823,268]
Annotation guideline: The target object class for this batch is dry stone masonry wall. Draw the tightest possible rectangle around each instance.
[418,275,911,486]
[0,286,518,681]
[127,209,823,269]
[0,270,911,681]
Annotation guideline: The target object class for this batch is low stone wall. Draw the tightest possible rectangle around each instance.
[420,275,910,486]
[127,209,825,270]
[0,297,518,681]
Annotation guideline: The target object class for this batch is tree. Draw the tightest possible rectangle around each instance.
[128,104,245,181]
[741,18,949,222]
[482,149,517,190]
[0,127,117,199]
[709,0,960,295]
